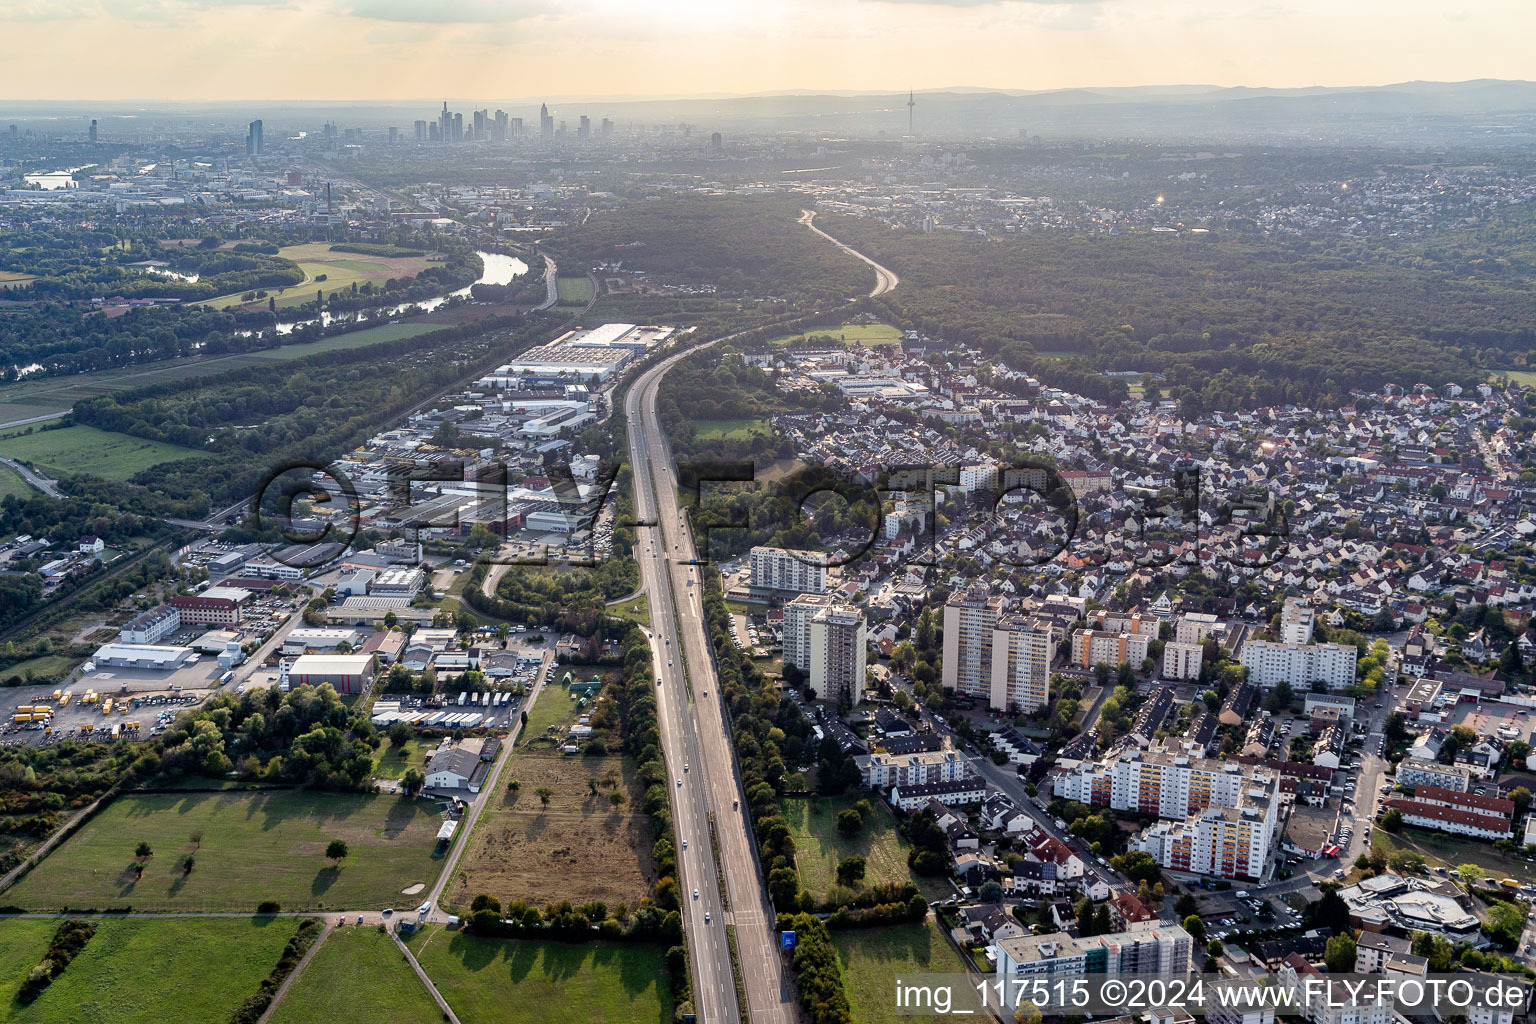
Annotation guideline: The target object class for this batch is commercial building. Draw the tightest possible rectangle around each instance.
[1069,628,1151,669]
[120,605,180,645]
[942,584,1004,700]
[749,545,827,595]
[280,653,376,695]
[807,604,867,708]
[284,627,364,654]
[168,587,250,626]
[1336,873,1480,940]
[1239,640,1357,691]
[424,746,490,793]
[91,643,195,671]
[989,615,1056,712]
[1161,640,1205,681]
[371,567,425,597]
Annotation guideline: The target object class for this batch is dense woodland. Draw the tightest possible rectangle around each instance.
[551,196,871,306]
[824,212,1536,411]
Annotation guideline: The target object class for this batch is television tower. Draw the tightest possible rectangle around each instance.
[907,90,915,135]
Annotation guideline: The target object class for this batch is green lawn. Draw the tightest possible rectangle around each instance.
[0,464,36,500]
[1374,827,1536,885]
[251,322,442,360]
[520,666,603,746]
[608,594,649,627]
[768,322,903,348]
[4,790,445,912]
[0,916,304,1024]
[373,739,428,780]
[269,926,441,1024]
[0,653,80,683]
[785,795,943,899]
[411,927,674,1024]
[693,417,770,441]
[833,919,971,1024]
[1499,370,1536,387]
[555,276,594,305]
[0,424,196,480]
[206,243,444,311]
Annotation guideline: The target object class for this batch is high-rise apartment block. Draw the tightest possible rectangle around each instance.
[749,546,826,594]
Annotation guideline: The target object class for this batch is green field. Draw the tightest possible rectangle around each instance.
[0,916,304,1024]
[373,739,428,780]
[256,321,442,359]
[269,926,440,1024]
[411,927,674,1024]
[768,322,903,348]
[0,424,196,480]
[4,790,445,912]
[1373,827,1536,885]
[555,276,594,305]
[0,653,80,682]
[833,919,970,1024]
[0,464,37,500]
[206,243,445,311]
[693,417,770,441]
[519,667,603,745]
[0,323,447,425]
[608,593,650,627]
[1499,370,1536,387]
[785,795,942,899]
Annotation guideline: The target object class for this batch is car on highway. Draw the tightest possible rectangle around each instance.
[676,778,682,786]
[704,913,710,924]
[682,839,687,849]
[693,888,699,900]
[684,763,689,772]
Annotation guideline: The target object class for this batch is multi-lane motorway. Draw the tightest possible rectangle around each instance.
[626,348,792,1023]
[621,210,899,1022]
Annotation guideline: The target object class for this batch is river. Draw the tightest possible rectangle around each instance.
[260,249,527,336]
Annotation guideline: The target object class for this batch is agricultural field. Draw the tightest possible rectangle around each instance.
[447,751,654,911]
[555,276,595,305]
[269,925,441,1024]
[0,916,305,1024]
[692,417,770,441]
[3,790,445,912]
[785,794,941,899]
[206,243,445,311]
[767,321,903,347]
[0,424,196,480]
[832,919,971,1024]
[411,926,675,1024]
[0,271,38,290]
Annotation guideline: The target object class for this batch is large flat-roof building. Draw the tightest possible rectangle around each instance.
[990,614,1055,713]
[1239,640,1357,691]
[280,653,376,695]
[749,546,827,595]
[808,603,867,708]
[92,643,195,671]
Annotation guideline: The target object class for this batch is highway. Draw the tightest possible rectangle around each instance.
[798,209,900,296]
[612,209,900,1021]
[626,348,792,1024]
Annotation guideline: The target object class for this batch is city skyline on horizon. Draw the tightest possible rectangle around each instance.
[0,0,1530,103]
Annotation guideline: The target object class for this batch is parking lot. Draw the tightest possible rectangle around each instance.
[1,685,201,747]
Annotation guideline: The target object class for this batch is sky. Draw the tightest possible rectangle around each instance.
[2,0,1532,101]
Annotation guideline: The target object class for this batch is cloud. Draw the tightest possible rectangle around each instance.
[349,0,543,22]
[863,0,1100,5]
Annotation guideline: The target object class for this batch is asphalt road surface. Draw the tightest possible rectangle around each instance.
[626,350,793,1024]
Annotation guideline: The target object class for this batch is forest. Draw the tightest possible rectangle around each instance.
[550,196,872,307]
[823,212,1536,411]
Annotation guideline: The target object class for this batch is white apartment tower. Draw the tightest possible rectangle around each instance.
[809,604,868,708]
[990,614,1055,713]
[942,584,1004,701]
[782,593,836,671]
[749,546,827,595]
[1280,597,1315,645]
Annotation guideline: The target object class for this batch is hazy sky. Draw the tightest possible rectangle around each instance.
[3,0,1531,101]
